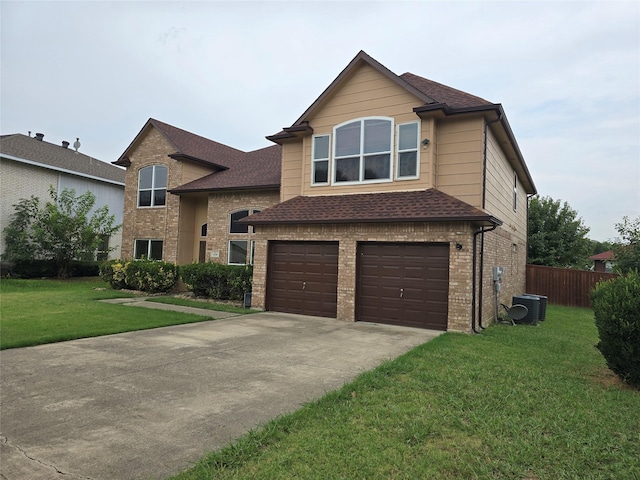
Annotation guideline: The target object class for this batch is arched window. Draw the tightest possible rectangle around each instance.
[138,165,167,207]
[201,223,207,237]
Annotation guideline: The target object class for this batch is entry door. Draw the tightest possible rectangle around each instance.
[267,242,339,318]
[356,242,449,330]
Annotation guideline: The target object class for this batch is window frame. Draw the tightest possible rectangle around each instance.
[134,239,163,260]
[311,134,330,186]
[332,117,394,185]
[228,240,255,265]
[137,165,168,208]
[396,121,420,180]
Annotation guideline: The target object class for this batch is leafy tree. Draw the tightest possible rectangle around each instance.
[3,187,120,278]
[528,195,591,268]
[612,215,640,274]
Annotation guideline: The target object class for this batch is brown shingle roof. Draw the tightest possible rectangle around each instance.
[114,118,244,169]
[399,72,493,109]
[170,144,282,192]
[1,133,125,184]
[242,188,501,226]
[589,250,615,261]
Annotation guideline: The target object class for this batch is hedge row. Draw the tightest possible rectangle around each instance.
[3,259,100,278]
[99,260,252,301]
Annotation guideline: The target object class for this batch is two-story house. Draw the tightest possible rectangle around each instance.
[114,51,536,333]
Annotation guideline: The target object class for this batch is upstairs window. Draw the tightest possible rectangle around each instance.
[397,122,419,179]
[138,165,167,207]
[312,134,330,185]
[333,118,392,184]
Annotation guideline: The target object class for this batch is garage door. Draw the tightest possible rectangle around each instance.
[357,243,449,330]
[267,242,339,318]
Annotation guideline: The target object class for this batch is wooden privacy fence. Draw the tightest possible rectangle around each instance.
[525,264,619,308]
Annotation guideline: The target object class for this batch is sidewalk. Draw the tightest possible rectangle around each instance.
[99,297,242,319]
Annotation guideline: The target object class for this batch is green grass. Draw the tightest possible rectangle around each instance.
[0,277,212,349]
[146,296,258,315]
[170,305,640,480]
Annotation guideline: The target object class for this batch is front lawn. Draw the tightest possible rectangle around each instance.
[0,278,212,349]
[171,305,639,480]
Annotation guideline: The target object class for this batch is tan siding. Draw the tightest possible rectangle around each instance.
[182,160,216,184]
[291,63,435,197]
[484,127,527,244]
[435,117,484,207]
[281,142,303,201]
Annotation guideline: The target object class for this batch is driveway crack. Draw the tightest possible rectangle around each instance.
[1,435,92,479]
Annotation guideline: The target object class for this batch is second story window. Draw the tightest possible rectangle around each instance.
[138,165,167,207]
[312,134,330,185]
[333,118,393,184]
[397,122,419,179]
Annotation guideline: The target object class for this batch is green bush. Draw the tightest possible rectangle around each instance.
[99,259,178,293]
[591,270,640,388]
[180,262,252,301]
[8,259,99,278]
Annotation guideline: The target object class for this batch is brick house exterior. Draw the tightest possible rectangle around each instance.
[114,51,536,333]
[1,133,125,259]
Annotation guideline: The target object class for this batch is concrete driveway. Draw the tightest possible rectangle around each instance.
[0,311,441,480]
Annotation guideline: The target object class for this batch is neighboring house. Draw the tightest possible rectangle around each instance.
[114,51,536,333]
[0,133,125,259]
[589,250,615,272]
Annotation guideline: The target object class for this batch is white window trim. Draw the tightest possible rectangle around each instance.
[137,165,168,208]
[396,121,420,180]
[228,240,254,265]
[513,172,518,211]
[331,117,394,186]
[134,239,163,260]
[311,134,330,186]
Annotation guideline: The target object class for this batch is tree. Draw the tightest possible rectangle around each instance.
[3,187,120,278]
[528,195,591,268]
[612,215,640,274]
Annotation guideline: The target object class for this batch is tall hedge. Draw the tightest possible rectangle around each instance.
[179,262,252,301]
[591,270,640,388]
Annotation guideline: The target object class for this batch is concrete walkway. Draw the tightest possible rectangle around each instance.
[0,306,442,480]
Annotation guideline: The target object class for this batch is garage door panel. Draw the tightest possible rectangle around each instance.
[267,242,338,318]
[357,242,449,330]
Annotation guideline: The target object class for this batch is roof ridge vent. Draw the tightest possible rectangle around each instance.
[35,133,44,141]
[62,141,70,149]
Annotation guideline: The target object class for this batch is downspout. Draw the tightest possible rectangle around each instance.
[474,111,503,332]
[472,224,497,333]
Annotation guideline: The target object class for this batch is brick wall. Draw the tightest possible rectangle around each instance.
[253,222,476,332]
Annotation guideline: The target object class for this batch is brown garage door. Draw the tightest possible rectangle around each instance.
[267,242,339,318]
[357,242,449,330]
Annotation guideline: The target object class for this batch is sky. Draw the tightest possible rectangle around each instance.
[1,1,638,242]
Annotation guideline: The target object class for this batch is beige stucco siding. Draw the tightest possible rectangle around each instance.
[435,117,484,207]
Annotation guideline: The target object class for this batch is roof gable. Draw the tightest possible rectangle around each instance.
[0,133,125,184]
[114,118,244,169]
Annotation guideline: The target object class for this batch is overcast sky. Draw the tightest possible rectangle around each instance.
[1,1,638,241]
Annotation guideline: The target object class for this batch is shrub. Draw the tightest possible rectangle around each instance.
[180,262,252,301]
[591,270,640,388]
[8,259,99,278]
[99,259,178,293]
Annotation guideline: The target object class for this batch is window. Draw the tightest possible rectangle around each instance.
[138,165,167,207]
[312,134,330,185]
[229,240,254,265]
[397,122,419,179]
[201,223,207,237]
[134,239,163,260]
[228,209,260,265]
[96,235,110,261]
[513,172,518,211]
[333,118,392,184]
